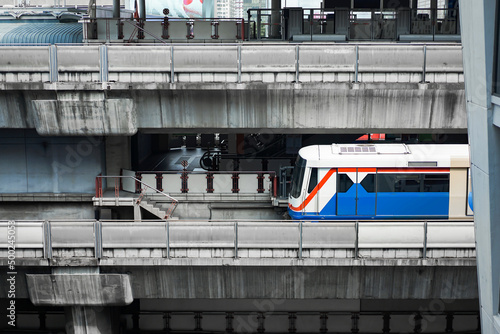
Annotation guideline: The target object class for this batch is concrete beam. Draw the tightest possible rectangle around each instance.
[0,83,466,135]
[26,274,133,306]
[102,266,478,300]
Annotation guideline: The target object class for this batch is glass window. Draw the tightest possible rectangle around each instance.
[377,173,421,192]
[360,174,376,192]
[307,168,318,193]
[290,156,307,198]
[423,174,449,192]
[338,174,354,193]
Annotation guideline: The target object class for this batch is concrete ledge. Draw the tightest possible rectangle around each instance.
[26,274,133,306]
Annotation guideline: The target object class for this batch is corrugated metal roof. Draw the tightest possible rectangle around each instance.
[0,22,82,44]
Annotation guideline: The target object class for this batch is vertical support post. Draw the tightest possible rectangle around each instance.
[288,312,297,333]
[226,312,234,334]
[257,313,265,333]
[257,173,265,193]
[105,19,110,42]
[310,9,313,41]
[355,221,359,259]
[319,313,328,333]
[231,173,240,193]
[166,221,170,259]
[43,220,52,259]
[354,45,359,83]
[99,44,108,83]
[413,313,422,333]
[49,45,58,83]
[295,45,300,82]
[382,313,391,334]
[163,312,171,331]
[170,46,175,84]
[156,173,163,192]
[94,221,102,259]
[206,172,214,193]
[299,221,303,259]
[445,313,454,332]
[351,313,359,334]
[423,220,428,259]
[238,44,242,83]
[234,222,238,259]
[421,45,427,83]
[194,312,203,331]
[257,10,262,40]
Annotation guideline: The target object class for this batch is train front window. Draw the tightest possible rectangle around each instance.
[290,157,307,198]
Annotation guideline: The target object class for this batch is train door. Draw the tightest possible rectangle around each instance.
[337,168,357,216]
[336,168,376,216]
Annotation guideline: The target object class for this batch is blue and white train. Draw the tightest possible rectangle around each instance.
[288,144,472,220]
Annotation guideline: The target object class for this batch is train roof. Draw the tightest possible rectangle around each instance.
[298,144,470,168]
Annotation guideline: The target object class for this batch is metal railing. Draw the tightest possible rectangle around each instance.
[95,175,178,219]
[124,170,277,197]
[81,17,245,42]
[0,220,475,260]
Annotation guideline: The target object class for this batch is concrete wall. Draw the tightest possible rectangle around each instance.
[0,130,105,193]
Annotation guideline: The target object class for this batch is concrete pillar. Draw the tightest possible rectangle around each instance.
[270,0,281,39]
[113,0,120,18]
[65,306,119,334]
[105,136,132,177]
[27,273,133,334]
[139,0,146,19]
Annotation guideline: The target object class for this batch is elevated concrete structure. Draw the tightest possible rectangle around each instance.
[0,220,479,332]
[0,44,465,135]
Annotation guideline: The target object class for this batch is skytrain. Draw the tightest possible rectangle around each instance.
[288,144,472,220]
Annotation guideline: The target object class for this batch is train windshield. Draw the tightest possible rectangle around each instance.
[290,156,307,198]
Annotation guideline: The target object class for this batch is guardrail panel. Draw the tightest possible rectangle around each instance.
[241,45,295,72]
[302,222,356,248]
[102,221,166,248]
[426,222,475,248]
[0,221,44,248]
[169,222,234,248]
[212,174,233,194]
[299,45,356,72]
[163,174,182,193]
[51,221,95,248]
[108,46,171,73]
[187,174,207,193]
[238,222,300,248]
[57,45,100,72]
[0,47,49,72]
[238,174,259,194]
[425,45,463,72]
[174,46,238,72]
[141,174,157,193]
[358,222,424,248]
[358,45,424,72]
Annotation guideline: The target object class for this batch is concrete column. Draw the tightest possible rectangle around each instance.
[139,0,146,19]
[65,306,119,334]
[270,0,281,39]
[113,0,120,18]
[105,136,132,177]
[27,273,133,334]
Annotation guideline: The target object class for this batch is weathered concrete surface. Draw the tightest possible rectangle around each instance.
[103,266,477,300]
[26,274,133,306]
[0,82,466,135]
[33,98,137,136]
